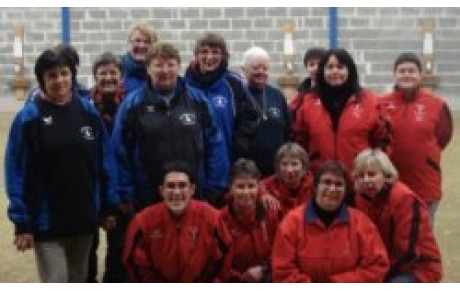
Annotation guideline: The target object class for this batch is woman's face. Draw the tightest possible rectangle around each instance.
[230,175,259,214]
[305,58,321,82]
[160,171,195,217]
[196,45,223,73]
[147,57,180,91]
[278,156,306,189]
[243,56,269,89]
[128,30,151,63]
[315,172,346,212]
[43,66,73,102]
[395,62,422,90]
[94,63,122,95]
[324,55,349,87]
[354,165,386,198]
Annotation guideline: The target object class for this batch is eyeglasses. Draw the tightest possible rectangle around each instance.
[319,178,345,189]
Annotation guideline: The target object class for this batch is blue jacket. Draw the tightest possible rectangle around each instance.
[122,53,149,95]
[5,96,119,237]
[185,67,260,163]
[111,77,229,210]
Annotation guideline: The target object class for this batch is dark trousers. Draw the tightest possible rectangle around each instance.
[102,213,131,283]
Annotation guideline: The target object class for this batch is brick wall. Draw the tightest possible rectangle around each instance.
[1,7,460,108]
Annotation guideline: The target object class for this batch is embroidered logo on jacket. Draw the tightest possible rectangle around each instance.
[150,229,163,239]
[188,227,199,244]
[230,228,241,238]
[213,96,228,108]
[43,116,53,125]
[146,105,155,113]
[269,107,281,119]
[179,113,196,126]
[80,126,95,140]
[414,103,426,121]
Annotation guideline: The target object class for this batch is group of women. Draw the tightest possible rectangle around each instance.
[4,22,452,283]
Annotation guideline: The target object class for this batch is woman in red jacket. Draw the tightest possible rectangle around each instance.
[379,52,453,224]
[262,142,313,217]
[122,161,233,283]
[272,161,389,283]
[292,48,391,173]
[353,149,442,283]
[220,159,279,282]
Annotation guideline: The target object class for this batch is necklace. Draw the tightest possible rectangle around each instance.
[252,87,268,121]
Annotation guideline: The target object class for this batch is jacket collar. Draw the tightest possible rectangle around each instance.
[304,199,349,225]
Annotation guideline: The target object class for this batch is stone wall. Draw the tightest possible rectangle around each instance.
[1,7,459,107]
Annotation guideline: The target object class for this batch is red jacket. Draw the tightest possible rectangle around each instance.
[356,182,442,283]
[292,90,391,172]
[272,202,389,283]
[262,172,313,217]
[220,202,279,282]
[122,201,233,282]
[380,89,453,202]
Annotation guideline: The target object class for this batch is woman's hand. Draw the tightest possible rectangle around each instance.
[14,233,34,252]
[261,194,281,211]
[103,215,117,231]
[241,265,264,283]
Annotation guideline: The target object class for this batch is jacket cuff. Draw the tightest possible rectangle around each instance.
[15,224,32,235]
[100,204,119,217]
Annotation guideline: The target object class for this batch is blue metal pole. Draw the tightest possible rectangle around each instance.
[62,7,70,44]
[329,7,338,49]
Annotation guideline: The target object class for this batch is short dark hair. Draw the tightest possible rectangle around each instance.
[161,160,195,185]
[393,52,422,72]
[54,44,80,67]
[313,160,354,206]
[92,52,123,77]
[303,47,327,66]
[316,48,361,95]
[194,32,229,61]
[34,48,77,94]
[146,42,181,65]
[230,158,261,183]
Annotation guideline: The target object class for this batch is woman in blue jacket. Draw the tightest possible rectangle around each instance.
[5,48,119,282]
[112,42,229,211]
[122,23,158,94]
[185,33,260,183]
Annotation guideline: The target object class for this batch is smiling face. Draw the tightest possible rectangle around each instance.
[354,165,386,199]
[315,172,346,212]
[395,61,422,90]
[243,56,269,89]
[128,29,151,63]
[160,171,195,217]
[94,63,122,95]
[43,66,73,103]
[147,57,180,92]
[278,156,306,190]
[196,45,223,74]
[324,55,349,87]
[230,175,259,215]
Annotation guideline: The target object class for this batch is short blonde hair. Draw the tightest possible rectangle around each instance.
[128,23,158,45]
[274,142,309,174]
[353,149,398,184]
